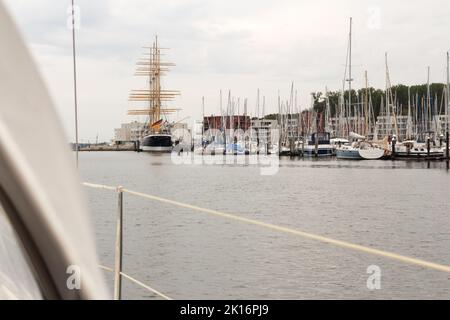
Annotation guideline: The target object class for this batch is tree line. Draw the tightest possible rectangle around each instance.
[260,83,447,120]
[312,83,447,118]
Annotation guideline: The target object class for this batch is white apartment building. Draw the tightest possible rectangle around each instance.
[251,119,279,145]
[114,121,146,143]
[437,115,449,135]
[374,116,406,140]
[285,118,300,139]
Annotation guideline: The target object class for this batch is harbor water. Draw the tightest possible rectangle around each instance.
[79,152,450,299]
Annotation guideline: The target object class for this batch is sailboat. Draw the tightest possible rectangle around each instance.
[127,37,181,152]
[388,66,444,159]
[336,18,385,160]
[336,17,361,160]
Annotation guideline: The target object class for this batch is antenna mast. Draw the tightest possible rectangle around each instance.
[71,0,79,167]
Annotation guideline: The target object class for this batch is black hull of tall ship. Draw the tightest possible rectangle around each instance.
[140,134,173,152]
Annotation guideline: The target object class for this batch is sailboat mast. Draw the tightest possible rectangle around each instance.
[148,45,153,126]
[347,17,353,136]
[427,66,431,133]
[364,70,369,136]
[220,89,223,115]
[407,86,412,139]
[385,52,399,139]
[155,36,161,129]
[262,96,265,118]
[202,96,205,138]
[325,86,330,134]
[445,51,449,159]
[295,90,299,140]
[257,88,260,119]
[447,51,449,135]
[127,37,180,132]
[369,88,375,137]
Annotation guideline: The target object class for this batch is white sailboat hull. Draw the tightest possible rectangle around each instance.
[336,147,362,159]
[358,148,385,160]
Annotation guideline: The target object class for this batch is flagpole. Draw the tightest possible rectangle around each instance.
[71,0,79,167]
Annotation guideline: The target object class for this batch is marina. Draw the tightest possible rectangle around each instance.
[1,0,450,307]
[103,20,450,162]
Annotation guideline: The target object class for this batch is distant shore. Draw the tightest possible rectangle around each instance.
[79,145,136,152]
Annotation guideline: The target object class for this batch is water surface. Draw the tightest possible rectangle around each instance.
[79,152,450,299]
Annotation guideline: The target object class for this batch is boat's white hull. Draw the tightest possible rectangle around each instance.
[394,149,444,158]
[279,146,291,155]
[303,145,334,157]
[199,144,225,155]
[336,148,362,159]
[391,142,444,159]
[358,148,385,160]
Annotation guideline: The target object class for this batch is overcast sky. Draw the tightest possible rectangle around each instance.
[4,0,450,142]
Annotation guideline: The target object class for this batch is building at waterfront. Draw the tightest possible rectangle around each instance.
[285,117,300,139]
[203,115,251,131]
[114,121,146,143]
[251,119,279,145]
[437,115,449,136]
[192,120,204,146]
[374,116,405,140]
[329,116,365,138]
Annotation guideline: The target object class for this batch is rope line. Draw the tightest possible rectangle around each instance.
[98,264,172,300]
[120,272,172,300]
[84,182,450,274]
[82,182,117,191]
[98,264,113,272]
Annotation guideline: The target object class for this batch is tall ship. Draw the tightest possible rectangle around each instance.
[127,36,180,152]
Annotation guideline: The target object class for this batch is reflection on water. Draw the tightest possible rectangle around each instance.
[79,152,450,299]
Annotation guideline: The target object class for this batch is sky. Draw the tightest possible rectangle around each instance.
[3,0,450,142]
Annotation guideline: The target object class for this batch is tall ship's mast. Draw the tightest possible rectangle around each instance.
[127,36,181,151]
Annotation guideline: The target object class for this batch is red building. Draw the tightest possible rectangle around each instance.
[203,115,251,131]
